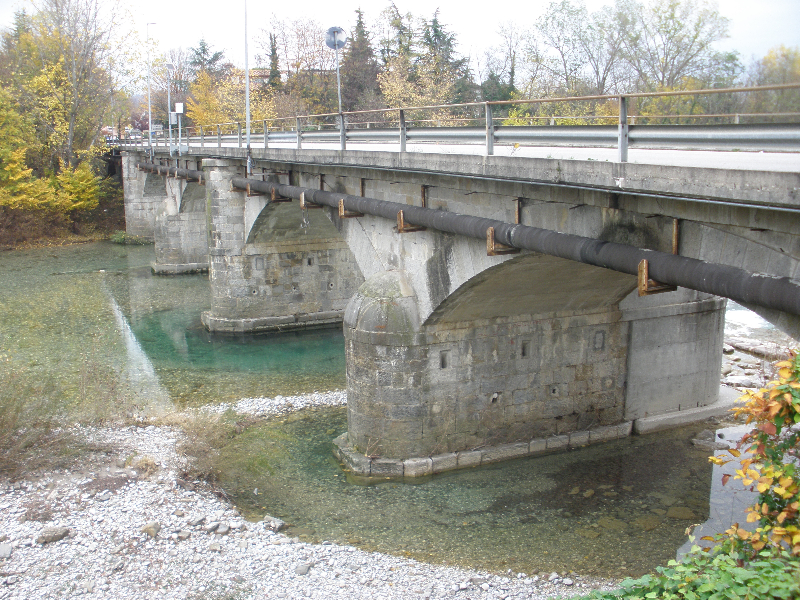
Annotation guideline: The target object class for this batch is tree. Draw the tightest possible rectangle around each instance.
[378,2,414,65]
[188,38,226,81]
[4,0,128,170]
[535,0,589,93]
[267,33,281,90]
[619,0,731,90]
[480,23,522,102]
[745,46,800,119]
[340,9,382,113]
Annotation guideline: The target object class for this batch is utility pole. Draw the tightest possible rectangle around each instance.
[146,22,156,159]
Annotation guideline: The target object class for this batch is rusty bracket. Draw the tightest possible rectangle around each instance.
[360,178,366,197]
[421,185,429,208]
[270,188,292,203]
[397,210,425,233]
[515,198,522,224]
[637,259,677,296]
[339,198,363,218]
[245,183,265,197]
[299,191,323,210]
[637,219,679,296]
[487,227,520,256]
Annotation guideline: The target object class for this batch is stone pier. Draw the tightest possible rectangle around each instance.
[200,159,364,333]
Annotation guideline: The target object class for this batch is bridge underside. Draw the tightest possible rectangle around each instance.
[120,149,798,477]
[334,255,725,477]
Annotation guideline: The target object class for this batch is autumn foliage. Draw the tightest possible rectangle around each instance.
[710,351,800,556]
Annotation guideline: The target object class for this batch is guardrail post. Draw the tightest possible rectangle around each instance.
[263,120,268,149]
[200,126,204,148]
[217,125,221,148]
[399,109,406,153]
[339,113,346,151]
[237,122,242,148]
[485,103,494,156]
[296,117,302,150]
[734,114,740,124]
[618,96,629,163]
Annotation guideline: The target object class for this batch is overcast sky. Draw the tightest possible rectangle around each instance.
[1,0,798,75]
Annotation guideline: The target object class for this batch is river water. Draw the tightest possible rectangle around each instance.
[0,242,767,578]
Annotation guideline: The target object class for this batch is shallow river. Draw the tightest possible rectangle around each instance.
[0,242,762,578]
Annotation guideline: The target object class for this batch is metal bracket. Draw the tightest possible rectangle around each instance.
[637,219,679,296]
[245,183,264,197]
[515,198,522,224]
[421,185,429,208]
[397,210,425,233]
[338,198,363,218]
[487,227,520,256]
[270,188,292,203]
[299,191,323,209]
[638,259,677,296]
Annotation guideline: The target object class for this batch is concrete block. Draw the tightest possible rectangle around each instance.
[481,442,530,464]
[546,435,569,450]
[588,425,617,444]
[403,457,433,477]
[456,450,482,469]
[431,453,458,473]
[529,438,548,454]
[569,430,590,448]
[370,458,404,478]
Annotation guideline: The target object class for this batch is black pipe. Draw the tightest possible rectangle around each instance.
[137,162,204,182]
[227,176,800,317]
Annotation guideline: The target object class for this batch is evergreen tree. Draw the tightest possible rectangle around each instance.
[340,9,382,112]
[268,33,281,89]
[188,39,226,81]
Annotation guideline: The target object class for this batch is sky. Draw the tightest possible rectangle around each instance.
[0,0,798,76]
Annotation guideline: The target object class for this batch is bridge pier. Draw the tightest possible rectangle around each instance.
[200,158,364,333]
[152,158,209,274]
[334,264,725,477]
[122,151,164,240]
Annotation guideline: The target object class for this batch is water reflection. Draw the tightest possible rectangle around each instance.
[220,407,718,579]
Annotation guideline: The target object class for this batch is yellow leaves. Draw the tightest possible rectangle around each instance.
[728,449,741,458]
[746,511,760,523]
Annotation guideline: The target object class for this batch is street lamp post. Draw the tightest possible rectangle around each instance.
[166,63,175,154]
[244,0,251,173]
[146,22,156,157]
[325,27,347,151]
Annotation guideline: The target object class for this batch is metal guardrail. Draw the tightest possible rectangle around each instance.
[120,83,800,161]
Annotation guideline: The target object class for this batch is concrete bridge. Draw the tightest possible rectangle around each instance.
[120,145,800,478]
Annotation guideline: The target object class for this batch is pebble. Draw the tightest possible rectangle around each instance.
[0,391,617,600]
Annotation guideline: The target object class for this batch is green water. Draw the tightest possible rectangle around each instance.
[220,407,716,578]
[1,242,730,579]
[0,242,346,409]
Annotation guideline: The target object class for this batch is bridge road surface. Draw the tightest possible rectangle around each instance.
[177,140,800,173]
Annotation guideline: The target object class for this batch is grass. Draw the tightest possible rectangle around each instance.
[109,230,152,245]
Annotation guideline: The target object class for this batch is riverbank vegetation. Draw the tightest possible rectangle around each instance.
[0,1,128,248]
[573,351,800,599]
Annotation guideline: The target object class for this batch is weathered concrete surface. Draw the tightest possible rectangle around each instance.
[200,159,364,333]
[122,151,164,240]
[152,173,209,274]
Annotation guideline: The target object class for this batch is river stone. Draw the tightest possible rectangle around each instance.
[295,563,313,576]
[576,528,601,539]
[666,506,696,520]
[0,543,11,559]
[723,375,757,388]
[37,526,70,544]
[633,514,662,531]
[598,517,627,531]
[216,523,230,535]
[140,522,161,538]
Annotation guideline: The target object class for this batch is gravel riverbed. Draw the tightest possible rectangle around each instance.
[3,327,795,600]
[0,397,616,600]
